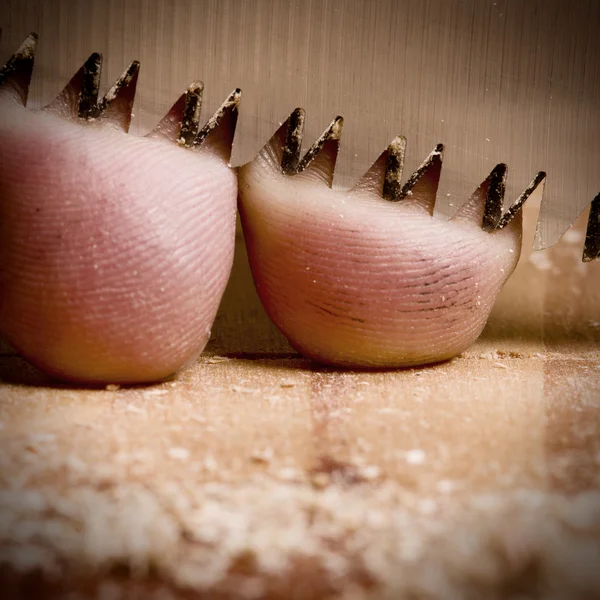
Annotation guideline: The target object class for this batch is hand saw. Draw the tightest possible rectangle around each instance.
[1,0,598,258]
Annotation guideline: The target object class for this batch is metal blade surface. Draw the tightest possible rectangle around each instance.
[1,0,598,249]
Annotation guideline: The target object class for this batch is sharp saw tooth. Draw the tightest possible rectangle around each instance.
[77,53,103,119]
[0,32,38,105]
[178,81,203,148]
[583,192,600,262]
[382,135,407,201]
[295,115,343,175]
[281,108,306,175]
[93,60,140,132]
[145,80,201,144]
[4,39,587,261]
[482,164,508,231]
[398,144,444,199]
[493,171,546,231]
[149,84,240,153]
[44,52,103,119]
[45,52,102,118]
[395,144,444,216]
[276,111,343,185]
[194,87,242,154]
[350,135,405,198]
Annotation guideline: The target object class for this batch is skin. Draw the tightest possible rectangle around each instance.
[0,67,237,384]
[238,126,522,368]
[0,37,524,379]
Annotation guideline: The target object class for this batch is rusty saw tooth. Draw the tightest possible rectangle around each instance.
[296,115,343,175]
[48,52,137,124]
[92,60,140,131]
[0,33,592,263]
[76,53,103,119]
[281,108,306,174]
[194,88,242,152]
[493,171,546,231]
[0,31,38,105]
[177,81,204,148]
[382,135,407,201]
[396,143,444,203]
[481,164,508,231]
[583,192,600,262]
[279,110,343,176]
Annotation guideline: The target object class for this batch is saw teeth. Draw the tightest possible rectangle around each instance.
[583,193,600,262]
[382,135,407,201]
[1,33,594,261]
[44,50,139,131]
[276,110,549,233]
[297,115,343,174]
[280,109,343,176]
[93,59,140,127]
[193,87,241,149]
[0,31,38,105]
[491,170,547,231]
[76,53,103,118]
[149,83,241,157]
[177,81,204,148]
[281,108,305,174]
[173,82,242,152]
[396,143,444,204]
[482,164,508,231]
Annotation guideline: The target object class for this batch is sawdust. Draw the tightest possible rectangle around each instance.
[250,448,274,464]
[279,380,296,388]
[467,350,543,360]
[167,447,190,461]
[1,480,600,599]
[203,356,233,364]
[528,251,555,272]
[231,385,259,394]
[563,229,585,245]
[404,450,426,465]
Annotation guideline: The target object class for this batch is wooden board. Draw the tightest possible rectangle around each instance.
[1,199,600,598]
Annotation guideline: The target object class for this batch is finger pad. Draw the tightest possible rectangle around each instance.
[0,103,237,383]
[239,165,520,368]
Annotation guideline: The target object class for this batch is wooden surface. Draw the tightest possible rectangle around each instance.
[1,199,600,598]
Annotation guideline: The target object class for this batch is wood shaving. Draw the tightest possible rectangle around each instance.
[405,449,426,465]
[142,389,169,397]
[279,380,296,388]
[203,356,232,364]
[167,447,190,461]
[250,448,274,464]
[232,385,259,394]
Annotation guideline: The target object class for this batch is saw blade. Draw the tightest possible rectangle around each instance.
[1,0,598,251]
